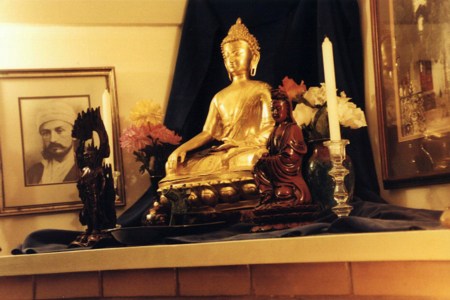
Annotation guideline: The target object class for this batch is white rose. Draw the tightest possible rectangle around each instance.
[303,84,327,106]
[293,103,318,126]
[337,95,367,129]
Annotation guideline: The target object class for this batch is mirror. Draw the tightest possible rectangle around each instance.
[372,0,450,188]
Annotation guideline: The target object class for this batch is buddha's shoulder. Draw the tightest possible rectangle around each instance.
[247,80,272,90]
[218,80,271,94]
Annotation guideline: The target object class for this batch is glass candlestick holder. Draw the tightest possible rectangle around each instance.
[323,139,353,217]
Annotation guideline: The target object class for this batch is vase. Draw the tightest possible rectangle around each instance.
[304,139,355,212]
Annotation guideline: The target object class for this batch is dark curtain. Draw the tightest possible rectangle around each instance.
[164,0,381,202]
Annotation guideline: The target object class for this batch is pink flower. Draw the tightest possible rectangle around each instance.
[148,123,182,145]
[119,124,153,153]
[120,123,181,153]
[279,76,307,101]
[120,99,183,176]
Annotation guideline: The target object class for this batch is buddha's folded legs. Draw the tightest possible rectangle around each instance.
[158,145,266,209]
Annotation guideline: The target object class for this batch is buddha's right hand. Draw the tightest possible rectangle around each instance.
[167,149,186,170]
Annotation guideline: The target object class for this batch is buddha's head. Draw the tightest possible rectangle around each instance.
[221,18,260,79]
[271,89,294,124]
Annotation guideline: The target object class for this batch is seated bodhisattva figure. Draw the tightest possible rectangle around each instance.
[158,18,274,207]
[253,89,311,205]
[248,89,318,232]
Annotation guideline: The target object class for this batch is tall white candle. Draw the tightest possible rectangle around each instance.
[102,89,114,167]
[322,36,341,141]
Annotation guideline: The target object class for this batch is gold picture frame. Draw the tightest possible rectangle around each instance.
[0,67,125,215]
[371,0,450,188]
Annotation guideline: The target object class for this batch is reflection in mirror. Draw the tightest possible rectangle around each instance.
[373,0,450,188]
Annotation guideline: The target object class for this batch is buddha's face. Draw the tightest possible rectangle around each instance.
[222,40,253,76]
[271,100,288,123]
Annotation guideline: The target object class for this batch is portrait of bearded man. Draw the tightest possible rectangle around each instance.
[25,102,79,185]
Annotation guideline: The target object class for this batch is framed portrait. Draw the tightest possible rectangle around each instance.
[0,67,125,215]
[371,0,450,189]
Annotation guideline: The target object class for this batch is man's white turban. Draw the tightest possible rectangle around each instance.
[35,102,77,130]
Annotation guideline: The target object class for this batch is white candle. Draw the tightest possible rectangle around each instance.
[102,89,114,167]
[322,36,341,141]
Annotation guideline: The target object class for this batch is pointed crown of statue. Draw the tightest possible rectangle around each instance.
[221,18,260,57]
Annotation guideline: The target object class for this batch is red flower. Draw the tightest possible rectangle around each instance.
[279,76,307,101]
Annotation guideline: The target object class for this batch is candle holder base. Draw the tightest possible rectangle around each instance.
[331,202,353,218]
[323,139,353,218]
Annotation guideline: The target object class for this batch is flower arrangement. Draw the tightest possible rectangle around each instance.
[120,100,182,177]
[279,76,367,140]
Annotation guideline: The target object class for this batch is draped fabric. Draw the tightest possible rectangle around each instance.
[164,0,380,202]
[13,198,443,254]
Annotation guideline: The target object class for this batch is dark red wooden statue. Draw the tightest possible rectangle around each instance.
[254,89,311,204]
[251,89,320,231]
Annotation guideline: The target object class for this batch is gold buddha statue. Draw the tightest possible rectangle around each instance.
[158,18,274,209]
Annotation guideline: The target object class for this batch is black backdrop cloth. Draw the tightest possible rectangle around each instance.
[11,0,445,254]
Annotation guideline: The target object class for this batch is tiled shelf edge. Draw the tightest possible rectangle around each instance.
[1,229,449,277]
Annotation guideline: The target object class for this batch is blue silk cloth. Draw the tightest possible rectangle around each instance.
[12,198,442,254]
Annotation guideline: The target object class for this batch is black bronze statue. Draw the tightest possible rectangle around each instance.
[70,107,117,247]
